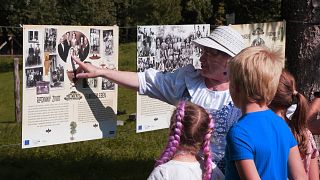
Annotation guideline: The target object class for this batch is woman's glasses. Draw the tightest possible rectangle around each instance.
[200,48,228,57]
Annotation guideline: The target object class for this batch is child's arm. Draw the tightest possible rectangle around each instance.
[307,97,320,134]
[235,159,260,180]
[308,156,319,180]
[288,146,307,180]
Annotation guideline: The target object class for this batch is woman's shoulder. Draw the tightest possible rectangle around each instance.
[176,64,201,80]
[183,64,197,71]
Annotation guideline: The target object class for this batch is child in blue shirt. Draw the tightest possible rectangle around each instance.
[225,46,307,179]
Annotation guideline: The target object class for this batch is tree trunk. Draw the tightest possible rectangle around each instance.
[282,0,320,164]
[283,0,320,97]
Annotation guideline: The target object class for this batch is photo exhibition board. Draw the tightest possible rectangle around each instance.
[22,25,119,148]
[231,21,286,58]
[136,24,210,133]
[135,21,286,133]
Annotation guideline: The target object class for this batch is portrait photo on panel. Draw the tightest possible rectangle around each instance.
[44,28,57,53]
[25,67,43,88]
[28,30,39,43]
[89,28,100,59]
[101,78,115,90]
[36,81,50,95]
[49,55,64,88]
[58,31,89,63]
[103,30,114,56]
[25,42,42,67]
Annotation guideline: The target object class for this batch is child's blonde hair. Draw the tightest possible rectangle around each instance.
[228,46,284,104]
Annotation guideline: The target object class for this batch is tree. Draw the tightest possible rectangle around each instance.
[225,0,282,24]
[0,0,25,54]
[282,0,320,98]
[211,1,226,25]
[131,0,182,25]
[6,0,116,26]
[8,0,60,25]
[181,0,213,24]
[76,0,116,26]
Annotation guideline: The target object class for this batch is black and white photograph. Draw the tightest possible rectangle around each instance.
[25,43,42,67]
[25,67,43,88]
[101,78,115,90]
[137,24,209,73]
[82,78,98,89]
[44,28,57,53]
[49,55,64,88]
[251,27,266,47]
[36,81,50,95]
[103,30,113,56]
[137,57,153,72]
[58,31,89,62]
[89,28,100,59]
[28,30,39,43]
[137,27,156,57]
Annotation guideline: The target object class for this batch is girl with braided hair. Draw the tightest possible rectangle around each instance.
[148,101,224,180]
[270,69,319,179]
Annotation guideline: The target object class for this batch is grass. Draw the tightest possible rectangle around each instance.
[0,71,16,122]
[0,43,168,180]
[0,55,22,122]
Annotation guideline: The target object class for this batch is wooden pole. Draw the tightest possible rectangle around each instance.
[11,36,13,55]
[14,58,21,123]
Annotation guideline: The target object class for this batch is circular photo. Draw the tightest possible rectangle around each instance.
[58,31,90,62]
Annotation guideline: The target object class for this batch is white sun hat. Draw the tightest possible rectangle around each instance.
[192,26,245,57]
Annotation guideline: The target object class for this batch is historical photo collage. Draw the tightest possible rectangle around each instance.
[22,25,119,149]
[24,26,116,95]
[137,24,210,73]
[135,24,210,133]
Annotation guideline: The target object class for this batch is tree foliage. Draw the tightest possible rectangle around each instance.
[225,0,282,24]
[128,0,181,25]
[0,0,284,44]
[181,0,213,24]
[1,0,284,27]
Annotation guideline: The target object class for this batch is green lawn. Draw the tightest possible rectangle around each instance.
[0,43,167,180]
[0,71,16,122]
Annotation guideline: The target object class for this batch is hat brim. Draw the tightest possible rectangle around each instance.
[192,38,235,57]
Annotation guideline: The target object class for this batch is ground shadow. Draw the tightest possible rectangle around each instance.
[0,156,154,180]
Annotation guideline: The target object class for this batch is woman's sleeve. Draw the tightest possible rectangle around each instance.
[138,65,193,105]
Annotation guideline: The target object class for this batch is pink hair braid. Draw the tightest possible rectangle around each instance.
[155,101,186,167]
[202,113,214,180]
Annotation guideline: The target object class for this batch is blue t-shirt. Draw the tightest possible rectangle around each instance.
[225,109,297,179]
